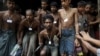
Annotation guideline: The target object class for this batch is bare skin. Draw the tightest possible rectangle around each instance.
[50,11,60,27]
[17,9,40,56]
[0,11,5,30]
[58,0,78,34]
[37,8,50,17]
[39,26,59,45]
[0,1,21,56]
[79,31,100,47]
[39,26,59,56]
[17,9,40,45]
[59,0,79,56]
[0,0,21,31]
[59,8,78,29]
[2,10,21,31]
[38,17,59,56]
[76,31,100,55]
[36,1,50,24]
[37,8,50,24]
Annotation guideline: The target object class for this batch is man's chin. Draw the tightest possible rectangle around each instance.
[47,28,51,30]
[9,8,14,10]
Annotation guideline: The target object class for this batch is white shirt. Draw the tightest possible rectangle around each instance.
[97,49,100,56]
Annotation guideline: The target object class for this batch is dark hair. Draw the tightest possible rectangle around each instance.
[86,2,92,7]
[6,0,15,3]
[86,2,96,9]
[43,14,54,23]
[50,2,58,8]
[77,1,86,7]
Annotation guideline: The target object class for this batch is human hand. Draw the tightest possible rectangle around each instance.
[18,39,22,46]
[81,40,91,48]
[75,34,83,40]
[75,39,80,47]
[80,31,91,41]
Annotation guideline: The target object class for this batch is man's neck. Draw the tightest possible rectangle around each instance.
[8,9,15,15]
[47,28,52,33]
[64,6,70,11]
[78,11,83,15]
[52,11,57,15]
[42,8,47,11]
[29,18,34,23]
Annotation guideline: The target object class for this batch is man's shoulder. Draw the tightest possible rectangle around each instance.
[34,18,40,23]
[0,11,6,14]
[71,8,78,12]
[58,8,64,12]
[52,26,59,32]
[0,10,7,16]
[20,19,27,24]
[39,29,46,35]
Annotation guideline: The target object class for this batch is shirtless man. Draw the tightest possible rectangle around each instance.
[0,0,21,56]
[36,0,50,31]
[85,3,100,39]
[76,1,89,55]
[17,9,40,56]
[58,0,79,56]
[38,14,59,56]
[50,2,60,27]
[77,1,87,31]
[37,0,50,23]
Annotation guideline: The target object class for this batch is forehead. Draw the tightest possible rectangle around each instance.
[41,1,47,4]
[45,19,52,22]
[7,1,15,4]
[51,6,57,8]
[86,4,91,7]
[78,5,85,7]
[26,10,32,14]
[61,0,71,2]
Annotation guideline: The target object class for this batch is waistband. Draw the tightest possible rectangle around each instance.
[62,27,74,31]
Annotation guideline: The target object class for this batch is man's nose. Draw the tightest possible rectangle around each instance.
[47,23,50,26]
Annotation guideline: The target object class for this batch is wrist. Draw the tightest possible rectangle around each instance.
[87,37,92,42]
[76,33,79,35]
[39,43,43,46]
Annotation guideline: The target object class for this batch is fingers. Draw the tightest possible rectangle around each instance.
[76,34,83,40]
[80,31,86,36]
[75,39,80,47]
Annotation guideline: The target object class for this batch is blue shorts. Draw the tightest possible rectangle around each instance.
[60,28,75,55]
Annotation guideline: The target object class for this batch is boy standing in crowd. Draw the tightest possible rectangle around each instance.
[58,0,79,56]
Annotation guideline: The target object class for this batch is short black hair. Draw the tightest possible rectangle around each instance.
[43,14,54,23]
[86,2,95,8]
[50,2,58,8]
[77,1,86,7]
[6,0,15,3]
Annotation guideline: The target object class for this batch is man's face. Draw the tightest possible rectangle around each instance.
[61,0,71,8]
[6,1,15,10]
[51,6,57,13]
[41,1,48,9]
[44,19,53,30]
[26,10,33,20]
[78,6,85,13]
[85,4,91,13]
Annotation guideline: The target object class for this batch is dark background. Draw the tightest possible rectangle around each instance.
[14,0,97,14]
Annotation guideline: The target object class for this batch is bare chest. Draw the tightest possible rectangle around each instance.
[3,15,19,24]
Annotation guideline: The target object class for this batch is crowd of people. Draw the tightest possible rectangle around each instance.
[0,0,99,56]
